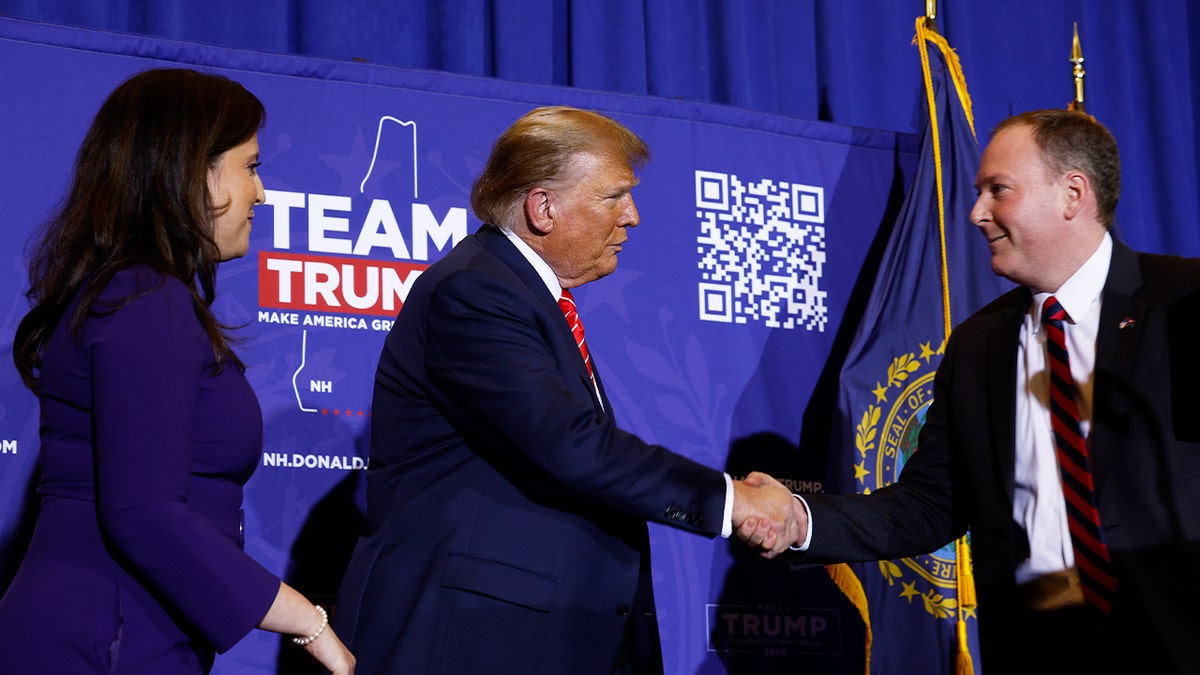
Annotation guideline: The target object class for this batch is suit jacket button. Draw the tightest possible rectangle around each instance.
[616,603,630,617]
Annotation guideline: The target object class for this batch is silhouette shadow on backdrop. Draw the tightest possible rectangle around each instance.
[272,424,367,674]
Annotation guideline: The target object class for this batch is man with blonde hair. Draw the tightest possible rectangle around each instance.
[336,106,797,674]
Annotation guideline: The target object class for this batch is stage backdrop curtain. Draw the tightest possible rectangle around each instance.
[0,15,917,674]
[0,0,1196,257]
[0,4,1198,675]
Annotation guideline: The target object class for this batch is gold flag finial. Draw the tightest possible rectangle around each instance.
[1069,22,1086,113]
[925,0,939,33]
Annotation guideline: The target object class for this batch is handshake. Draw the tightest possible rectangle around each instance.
[731,472,809,559]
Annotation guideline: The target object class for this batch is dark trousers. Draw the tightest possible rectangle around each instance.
[981,604,1175,675]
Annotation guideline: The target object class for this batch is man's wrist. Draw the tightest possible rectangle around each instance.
[720,473,734,538]
[789,494,813,551]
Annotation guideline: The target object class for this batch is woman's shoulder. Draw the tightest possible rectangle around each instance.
[98,264,186,298]
[88,265,201,335]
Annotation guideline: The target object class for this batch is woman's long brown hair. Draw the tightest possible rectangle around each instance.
[13,68,265,392]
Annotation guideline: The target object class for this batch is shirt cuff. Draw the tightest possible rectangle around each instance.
[790,494,813,551]
[720,473,734,538]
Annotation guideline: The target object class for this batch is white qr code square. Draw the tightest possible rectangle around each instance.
[696,170,827,330]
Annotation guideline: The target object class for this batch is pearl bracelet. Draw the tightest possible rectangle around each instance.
[292,605,328,646]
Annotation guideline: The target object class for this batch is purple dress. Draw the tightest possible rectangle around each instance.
[0,266,280,673]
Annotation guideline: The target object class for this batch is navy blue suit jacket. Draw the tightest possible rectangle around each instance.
[335,225,727,674]
[792,240,1200,672]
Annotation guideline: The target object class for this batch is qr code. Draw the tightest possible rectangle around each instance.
[695,170,827,330]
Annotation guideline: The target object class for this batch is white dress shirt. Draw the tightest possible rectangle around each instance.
[795,233,1115,559]
[1013,232,1111,583]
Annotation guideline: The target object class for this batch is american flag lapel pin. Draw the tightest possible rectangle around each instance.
[1118,317,1136,330]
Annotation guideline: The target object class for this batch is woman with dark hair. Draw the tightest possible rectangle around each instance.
[0,68,354,674]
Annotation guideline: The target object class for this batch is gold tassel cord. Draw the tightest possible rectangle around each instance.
[955,538,977,674]
[915,15,979,675]
[914,16,975,342]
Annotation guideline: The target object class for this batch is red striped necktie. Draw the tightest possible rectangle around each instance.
[1042,295,1118,613]
[558,289,593,379]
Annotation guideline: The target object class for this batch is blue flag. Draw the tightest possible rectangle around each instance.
[828,17,1012,675]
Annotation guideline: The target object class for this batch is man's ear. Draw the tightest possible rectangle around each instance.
[1062,171,1089,221]
[524,187,554,235]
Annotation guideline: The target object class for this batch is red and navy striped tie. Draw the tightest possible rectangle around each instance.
[1042,295,1117,613]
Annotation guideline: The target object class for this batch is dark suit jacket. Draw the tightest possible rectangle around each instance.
[793,240,1200,672]
[335,225,727,674]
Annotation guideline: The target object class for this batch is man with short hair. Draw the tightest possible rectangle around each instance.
[336,106,796,674]
[781,110,1200,673]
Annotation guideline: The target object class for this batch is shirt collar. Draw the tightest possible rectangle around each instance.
[500,227,563,300]
[1031,231,1112,328]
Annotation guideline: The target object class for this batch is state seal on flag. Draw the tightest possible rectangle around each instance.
[852,337,963,620]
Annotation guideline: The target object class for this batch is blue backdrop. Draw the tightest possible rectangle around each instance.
[0,3,1197,674]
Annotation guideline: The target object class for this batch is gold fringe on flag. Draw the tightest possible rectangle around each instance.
[826,562,872,675]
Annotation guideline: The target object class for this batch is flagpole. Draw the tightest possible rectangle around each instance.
[1069,23,1086,113]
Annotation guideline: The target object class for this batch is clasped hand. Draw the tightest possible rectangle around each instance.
[731,472,806,558]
